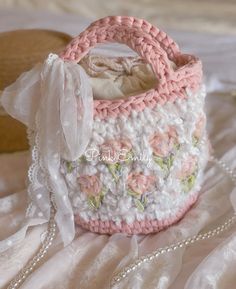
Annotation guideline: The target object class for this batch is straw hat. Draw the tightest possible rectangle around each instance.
[0,29,72,153]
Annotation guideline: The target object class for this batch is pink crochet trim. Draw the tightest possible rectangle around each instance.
[60,16,202,120]
[75,193,199,234]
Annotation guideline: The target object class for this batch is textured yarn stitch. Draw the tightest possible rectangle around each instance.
[60,16,202,120]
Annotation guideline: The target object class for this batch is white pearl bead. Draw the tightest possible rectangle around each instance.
[114,277,121,283]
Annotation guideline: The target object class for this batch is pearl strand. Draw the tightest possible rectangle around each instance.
[6,204,56,289]
[110,156,236,287]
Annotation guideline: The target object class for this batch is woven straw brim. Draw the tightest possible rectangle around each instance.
[0,29,72,90]
[0,29,72,153]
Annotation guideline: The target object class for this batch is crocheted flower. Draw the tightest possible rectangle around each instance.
[193,116,205,145]
[127,173,155,195]
[167,125,179,148]
[150,133,169,157]
[150,126,178,158]
[178,156,197,180]
[150,127,179,172]
[78,175,102,196]
[119,139,133,162]
[78,175,104,209]
[100,139,132,164]
[127,173,155,211]
[100,140,119,165]
[177,156,198,193]
[100,139,132,182]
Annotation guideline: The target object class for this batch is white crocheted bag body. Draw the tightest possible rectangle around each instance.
[59,17,209,234]
[67,74,208,234]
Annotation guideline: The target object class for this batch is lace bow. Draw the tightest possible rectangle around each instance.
[1,53,93,245]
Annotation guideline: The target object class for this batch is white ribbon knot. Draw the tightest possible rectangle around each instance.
[1,53,93,245]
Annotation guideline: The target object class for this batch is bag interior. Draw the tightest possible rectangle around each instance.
[80,55,160,100]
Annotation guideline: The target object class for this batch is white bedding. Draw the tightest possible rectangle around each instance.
[0,8,236,289]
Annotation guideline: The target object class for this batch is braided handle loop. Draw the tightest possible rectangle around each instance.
[60,16,181,82]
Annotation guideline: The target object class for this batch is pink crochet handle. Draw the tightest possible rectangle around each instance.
[60,16,181,82]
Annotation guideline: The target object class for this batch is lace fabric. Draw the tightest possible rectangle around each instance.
[1,53,94,247]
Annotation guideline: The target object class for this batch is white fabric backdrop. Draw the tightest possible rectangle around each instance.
[0,9,236,289]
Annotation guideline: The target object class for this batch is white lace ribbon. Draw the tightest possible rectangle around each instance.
[1,53,93,245]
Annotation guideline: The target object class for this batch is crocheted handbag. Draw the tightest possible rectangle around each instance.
[1,16,209,245]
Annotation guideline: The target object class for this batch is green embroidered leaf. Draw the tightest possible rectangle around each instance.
[94,195,102,208]
[87,195,102,210]
[187,174,196,191]
[100,189,105,198]
[153,156,166,170]
[154,154,175,172]
[166,154,174,170]
[99,191,105,203]
[127,189,140,197]
[141,195,148,206]
[125,151,133,165]
[87,188,106,210]
[87,196,97,210]
[78,155,87,163]
[116,163,122,171]
[174,143,181,151]
[108,163,121,182]
[134,199,145,212]
[66,161,73,173]
[182,174,196,193]
[192,136,199,147]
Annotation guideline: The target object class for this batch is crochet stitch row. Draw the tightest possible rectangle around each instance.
[60,16,202,120]
[75,193,198,234]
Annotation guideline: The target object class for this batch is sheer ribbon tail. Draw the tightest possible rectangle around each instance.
[37,54,93,245]
[1,64,42,128]
[1,53,94,246]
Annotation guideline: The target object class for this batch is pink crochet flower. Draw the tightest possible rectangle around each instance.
[127,173,155,195]
[78,175,102,196]
[150,126,178,157]
[119,139,133,162]
[194,116,205,139]
[168,126,179,149]
[177,156,197,180]
[100,139,132,164]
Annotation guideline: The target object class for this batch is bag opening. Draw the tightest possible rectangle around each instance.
[80,55,176,100]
